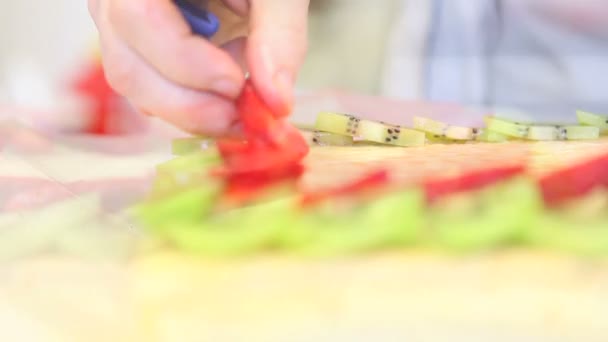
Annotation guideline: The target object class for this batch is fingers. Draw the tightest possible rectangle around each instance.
[92,8,240,136]
[107,0,245,98]
[246,0,311,117]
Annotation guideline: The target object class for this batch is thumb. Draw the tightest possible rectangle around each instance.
[246,0,310,117]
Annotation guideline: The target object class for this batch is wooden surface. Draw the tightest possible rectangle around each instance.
[2,124,608,341]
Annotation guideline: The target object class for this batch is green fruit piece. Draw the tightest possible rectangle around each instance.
[162,199,296,257]
[557,126,600,140]
[314,112,361,137]
[282,190,424,256]
[136,184,221,230]
[526,126,559,141]
[171,136,214,156]
[311,131,354,146]
[358,120,425,147]
[473,129,508,142]
[413,117,474,140]
[527,125,600,141]
[526,190,608,256]
[577,110,608,133]
[486,117,530,138]
[156,151,220,175]
[529,214,608,257]
[432,179,543,253]
[152,151,220,196]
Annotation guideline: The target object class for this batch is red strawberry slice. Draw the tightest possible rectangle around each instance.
[424,165,525,204]
[237,81,282,144]
[300,169,390,207]
[216,139,250,158]
[222,164,305,206]
[214,149,306,177]
[215,80,309,205]
[539,153,608,206]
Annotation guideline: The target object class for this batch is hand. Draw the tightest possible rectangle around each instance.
[88,0,310,136]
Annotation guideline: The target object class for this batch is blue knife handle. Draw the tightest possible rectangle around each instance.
[174,0,220,39]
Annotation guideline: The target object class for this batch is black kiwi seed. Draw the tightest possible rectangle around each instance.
[395,128,401,133]
[392,135,398,140]
[472,128,479,134]
[388,129,393,134]
[385,138,391,143]
[312,138,319,143]
[605,119,608,124]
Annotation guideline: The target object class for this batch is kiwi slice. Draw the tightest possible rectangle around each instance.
[431,180,543,253]
[487,117,600,141]
[486,117,530,138]
[281,191,424,256]
[311,131,354,146]
[152,151,220,196]
[504,189,608,256]
[357,120,425,147]
[473,129,508,142]
[314,112,361,137]
[577,110,608,132]
[135,184,222,230]
[527,125,600,141]
[161,199,295,257]
[527,214,608,257]
[413,117,475,140]
[171,136,214,156]
[425,133,463,144]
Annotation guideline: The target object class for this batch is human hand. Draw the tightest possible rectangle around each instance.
[88,0,310,136]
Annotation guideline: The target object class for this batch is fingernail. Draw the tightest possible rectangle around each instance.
[273,70,294,115]
[211,78,242,98]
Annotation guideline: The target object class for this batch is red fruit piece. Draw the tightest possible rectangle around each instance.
[301,169,390,207]
[539,153,608,206]
[217,139,250,158]
[237,81,282,144]
[215,80,309,205]
[424,165,525,204]
[222,164,305,206]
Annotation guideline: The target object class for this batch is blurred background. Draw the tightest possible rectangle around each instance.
[1,0,607,127]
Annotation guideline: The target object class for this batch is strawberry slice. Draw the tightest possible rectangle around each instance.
[424,165,525,204]
[539,153,608,206]
[216,139,250,158]
[222,164,305,205]
[215,80,309,204]
[237,81,282,144]
[301,169,390,207]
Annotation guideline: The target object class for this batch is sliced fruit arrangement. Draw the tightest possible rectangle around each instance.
[311,109,606,147]
[132,101,608,258]
[134,142,608,257]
